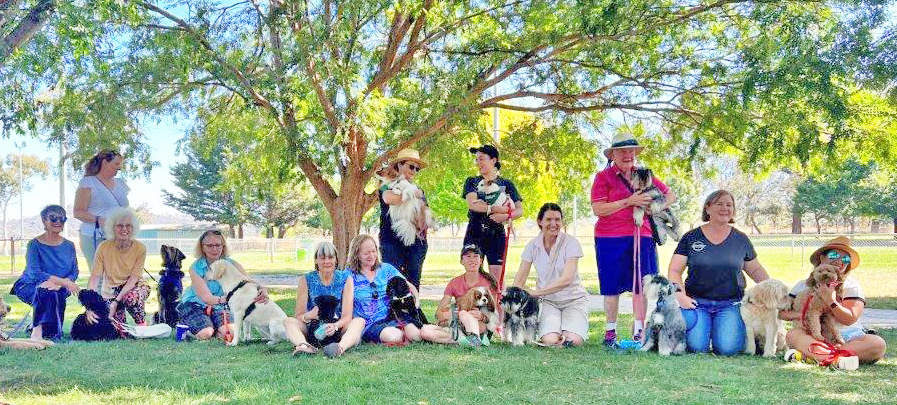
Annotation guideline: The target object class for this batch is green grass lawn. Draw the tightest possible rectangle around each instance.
[2,279,897,405]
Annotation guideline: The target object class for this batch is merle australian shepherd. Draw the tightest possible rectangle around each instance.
[71,290,121,341]
[152,245,187,327]
[306,295,342,348]
[385,276,427,328]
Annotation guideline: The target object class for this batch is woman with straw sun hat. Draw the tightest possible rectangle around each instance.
[378,148,432,289]
[590,133,676,347]
[781,236,886,366]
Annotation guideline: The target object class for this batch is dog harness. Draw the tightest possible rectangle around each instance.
[225,280,258,318]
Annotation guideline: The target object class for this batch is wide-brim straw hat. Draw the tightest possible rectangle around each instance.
[810,236,860,270]
[390,149,428,169]
[603,133,645,159]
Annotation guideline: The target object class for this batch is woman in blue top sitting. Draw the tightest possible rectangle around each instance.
[283,241,366,357]
[348,234,442,348]
[10,205,80,340]
[177,230,268,341]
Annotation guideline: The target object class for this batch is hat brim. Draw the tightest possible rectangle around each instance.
[603,145,645,159]
[391,157,428,170]
[810,242,859,270]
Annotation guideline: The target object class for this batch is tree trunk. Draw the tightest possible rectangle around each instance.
[227,224,235,238]
[277,225,287,238]
[749,214,762,234]
[237,224,244,239]
[893,217,896,234]
[814,214,821,234]
[848,217,855,235]
[791,211,802,234]
[322,169,378,267]
[0,0,55,66]
[870,220,879,233]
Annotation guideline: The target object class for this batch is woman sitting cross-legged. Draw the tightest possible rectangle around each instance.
[86,207,150,326]
[177,229,268,341]
[513,203,589,347]
[348,234,443,348]
[426,244,500,346]
[283,241,366,358]
[10,205,80,340]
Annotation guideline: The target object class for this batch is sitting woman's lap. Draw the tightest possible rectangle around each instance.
[681,298,745,356]
[179,303,233,334]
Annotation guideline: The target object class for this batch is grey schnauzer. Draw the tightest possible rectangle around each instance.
[640,274,686,355]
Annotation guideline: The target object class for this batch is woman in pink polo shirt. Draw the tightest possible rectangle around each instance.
[591,133,676,346]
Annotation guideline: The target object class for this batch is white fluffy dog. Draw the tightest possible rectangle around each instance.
[205,260,288,346]
[377,166,435,246]
[741,279,790,357]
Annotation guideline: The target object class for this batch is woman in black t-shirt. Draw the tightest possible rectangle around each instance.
[667,190,770,356]
[461,145,523,285]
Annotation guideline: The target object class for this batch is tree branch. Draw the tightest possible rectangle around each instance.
[0,0,54,67]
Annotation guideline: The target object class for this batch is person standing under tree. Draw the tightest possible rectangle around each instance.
[461,145,523,285]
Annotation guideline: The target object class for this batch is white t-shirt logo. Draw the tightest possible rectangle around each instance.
[691,241,706,253]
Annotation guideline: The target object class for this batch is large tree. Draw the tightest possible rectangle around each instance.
[4,1,897,257]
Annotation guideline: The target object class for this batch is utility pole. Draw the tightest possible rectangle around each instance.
[14,141,25,239]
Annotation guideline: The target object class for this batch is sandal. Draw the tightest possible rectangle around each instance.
[292,342,318,356]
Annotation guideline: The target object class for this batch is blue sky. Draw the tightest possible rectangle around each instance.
[1,117,189,220]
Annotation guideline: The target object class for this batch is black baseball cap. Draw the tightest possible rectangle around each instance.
[460,244,483,258]
[468,145,499,159]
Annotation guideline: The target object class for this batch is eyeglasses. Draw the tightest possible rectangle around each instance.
[115,223,133,229]
[47,215,67,224]
[203,243,223,249]
[402,161,420,172]
[826,251,851,264]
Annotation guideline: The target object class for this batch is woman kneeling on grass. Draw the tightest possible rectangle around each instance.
[347,234,443,350]
[780,236,886,367]
[427,244,499,346]
[284,241,366,358]
[177,230,268,341]
[513,203,589,347]
[87,207,150,326]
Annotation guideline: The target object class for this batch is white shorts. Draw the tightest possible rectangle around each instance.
[538,296,590,341]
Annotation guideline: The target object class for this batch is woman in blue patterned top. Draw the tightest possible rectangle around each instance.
[177,230,268,341]
[283,241,366,357]
[10,205,80,340]
[348,234,442,349]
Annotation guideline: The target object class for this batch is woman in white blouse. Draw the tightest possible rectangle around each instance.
[73,149,130,270]
[512,202,589,347]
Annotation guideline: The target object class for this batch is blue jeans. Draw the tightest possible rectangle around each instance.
[681,298,745,356]
[381,239,428,289]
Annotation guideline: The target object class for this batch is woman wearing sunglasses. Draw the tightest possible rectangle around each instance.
[178,229,269,341]
[378,149,431,289]
[73,149,129,271]
[780,236,886,366]
[10,205,80,340]
[667,190,770,356]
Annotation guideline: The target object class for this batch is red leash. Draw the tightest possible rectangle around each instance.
[495,200,515,338]
[206,305,233,343]
[809,342,857,367]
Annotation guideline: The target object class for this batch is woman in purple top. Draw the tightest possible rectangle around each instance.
[10,205,80,340]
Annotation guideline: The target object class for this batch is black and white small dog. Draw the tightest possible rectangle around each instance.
[500,286,540,346]
[630,167,681,245]
[71,290,121,341]
[385,276,427,328]
[307,295,342,348]
[640,274,686,356]
[153,245,186,327]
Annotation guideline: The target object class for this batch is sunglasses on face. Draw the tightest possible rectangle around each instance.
[826,251,851,264]
[401,161,420,172]
[46,215,67,224]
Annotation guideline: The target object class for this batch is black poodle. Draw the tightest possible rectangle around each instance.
[152,245,186,327]
[71,290,121,341]
[386,276,427,328]
[306,295,342,348]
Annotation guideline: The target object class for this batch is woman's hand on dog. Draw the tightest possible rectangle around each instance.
[254,287,269,304]
[108,301,119,321]
[85,310,99,325]
[324,323,339,336]
[626,192,653,208]
[488,213,510,223]
[302,307,319,322]
[38,280,63,291]
[676,291,697,309]
[467,309,485,321]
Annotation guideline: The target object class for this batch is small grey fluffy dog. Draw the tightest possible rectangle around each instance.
[640,274,687,356]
